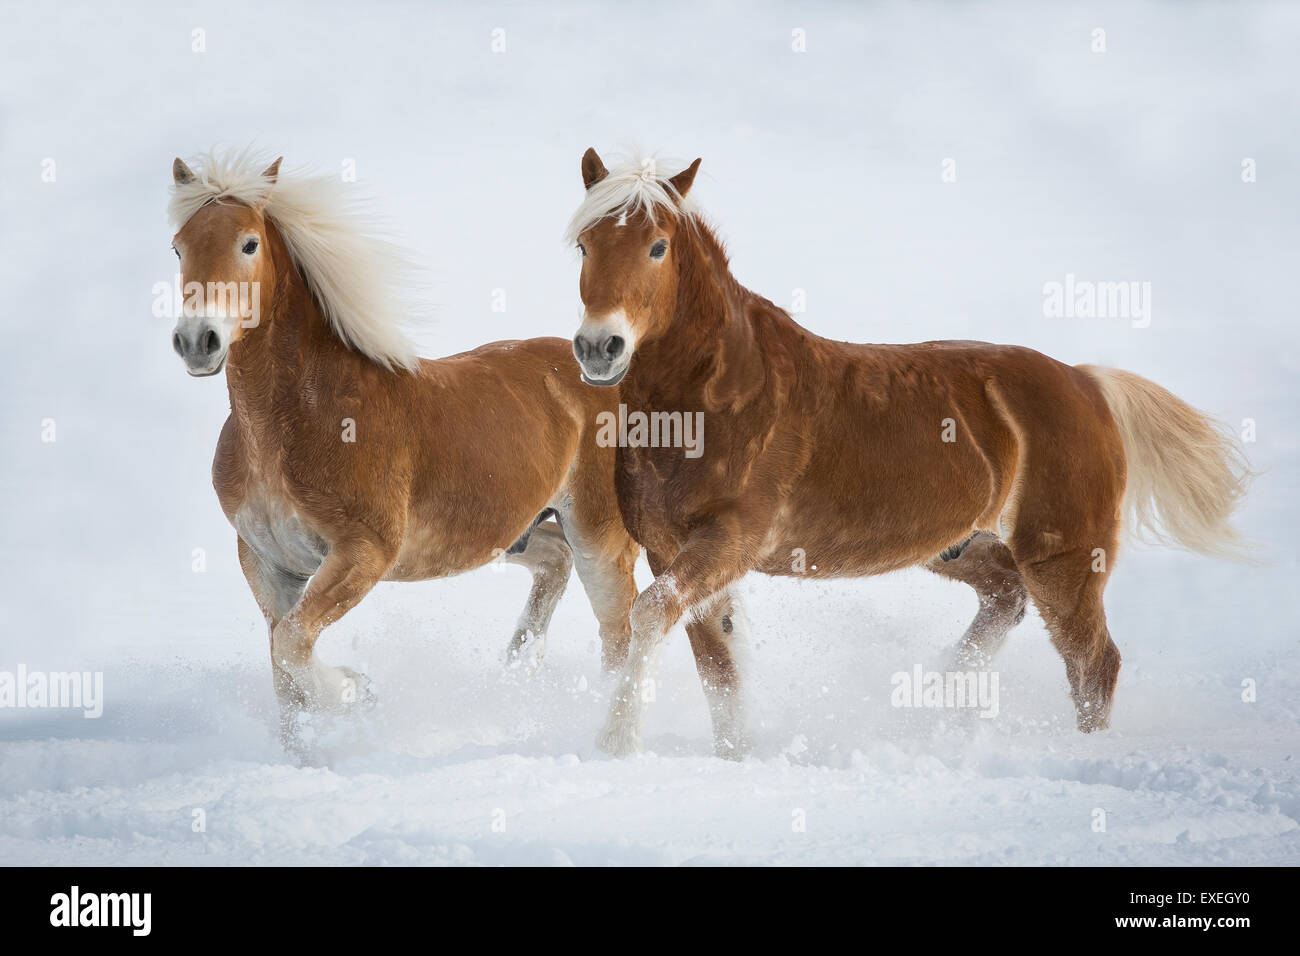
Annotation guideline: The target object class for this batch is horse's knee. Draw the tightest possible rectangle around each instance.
[545,536,575,579]
[999,577,1029,625]
[512,523,574,585]
[628,588,681,660]
[534,548,572,590]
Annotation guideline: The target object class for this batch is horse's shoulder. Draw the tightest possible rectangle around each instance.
[211,413,247,515]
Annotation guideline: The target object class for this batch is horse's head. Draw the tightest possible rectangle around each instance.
[568,148,701,387]
[169,156,282,376]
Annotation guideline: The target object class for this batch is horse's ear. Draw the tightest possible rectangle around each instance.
[581,147,608,190]
[261,157,283,185]
[668,158,702,202]
[172,157,196,185]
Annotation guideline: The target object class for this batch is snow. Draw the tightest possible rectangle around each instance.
[0,0,1297,865]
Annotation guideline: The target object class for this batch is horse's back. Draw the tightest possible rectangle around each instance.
[778,337,1123,568]
[417,336,576,378]
[826,338,1113,437]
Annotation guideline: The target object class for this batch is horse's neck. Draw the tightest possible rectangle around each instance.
[223,227,352,446]
[632,232,775,409]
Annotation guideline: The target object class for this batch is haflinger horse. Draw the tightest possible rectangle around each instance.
[567,148,1251,758]
[167,150,646,750]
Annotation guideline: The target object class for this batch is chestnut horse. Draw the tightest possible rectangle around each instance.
[567,149,1251,757]
[168,151,644,748]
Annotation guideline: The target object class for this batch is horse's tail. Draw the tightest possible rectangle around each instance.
[1077,365,1253,561]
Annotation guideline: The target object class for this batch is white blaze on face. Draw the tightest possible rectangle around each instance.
[172,286,248,376]
[578,308,636,352]
[188,301,239,329]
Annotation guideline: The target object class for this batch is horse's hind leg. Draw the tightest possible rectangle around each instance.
[1009,520,1122,732]
[924,531,1028,668]
[503,520,574,668]
[561,523,638,674]
[1018,548,1121,731]
[553,473,640,673]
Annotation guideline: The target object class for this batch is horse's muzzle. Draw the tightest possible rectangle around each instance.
[173,322,227,377]
[573,327,629,387]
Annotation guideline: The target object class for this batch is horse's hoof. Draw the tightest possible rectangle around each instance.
[714,736,751,761]
[1075,699,1111,733]
[505,630,547,672]
[949,646,991,670]
[600,650,630,674]
[337,667,377,710]
[596,720,642,757]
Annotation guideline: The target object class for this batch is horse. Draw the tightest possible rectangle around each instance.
[565,148,1252,757]
[167,150,645,749]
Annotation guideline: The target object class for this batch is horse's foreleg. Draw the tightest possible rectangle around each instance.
[598,521,756,757]
[270,532,395,718]
[924,531,1028,668]
[503,521,574,669]
[635,548,751,759]
[683,589,751,759]
[237,538,309,729]
[237,536,308,629]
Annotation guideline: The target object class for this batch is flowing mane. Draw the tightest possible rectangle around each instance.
[563,154,699,245]
[168,149,421,372]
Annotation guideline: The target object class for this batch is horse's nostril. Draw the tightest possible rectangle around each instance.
[573,335,591,362]
[604,336,625,360]
[201,329,220,356]
[172,332,184,357]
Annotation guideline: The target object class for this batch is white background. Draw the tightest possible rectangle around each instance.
[0,0,1296,864]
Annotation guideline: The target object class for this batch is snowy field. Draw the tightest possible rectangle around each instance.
[1,1,1297,865]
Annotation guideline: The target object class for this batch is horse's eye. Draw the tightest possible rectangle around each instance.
[649,239,668,260]
[242,237,259,255]
[171,244,180,259]
[577,242,587,258]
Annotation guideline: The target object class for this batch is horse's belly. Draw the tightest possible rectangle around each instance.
[754,525,936,578]
[233,488,327,578]
[755,478,985,578]
[387,502,543,581]
[387,524,481,581]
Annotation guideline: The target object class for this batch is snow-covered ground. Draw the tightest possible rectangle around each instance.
[1,1,1296,865]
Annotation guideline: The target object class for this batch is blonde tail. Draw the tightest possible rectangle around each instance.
[1078,365,1253,561]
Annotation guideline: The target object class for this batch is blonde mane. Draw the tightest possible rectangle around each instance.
[168,149,421,372]
[564,153,698,246]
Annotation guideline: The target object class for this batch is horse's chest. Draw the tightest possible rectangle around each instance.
[614,446,697,555]
[232,483,327,578]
